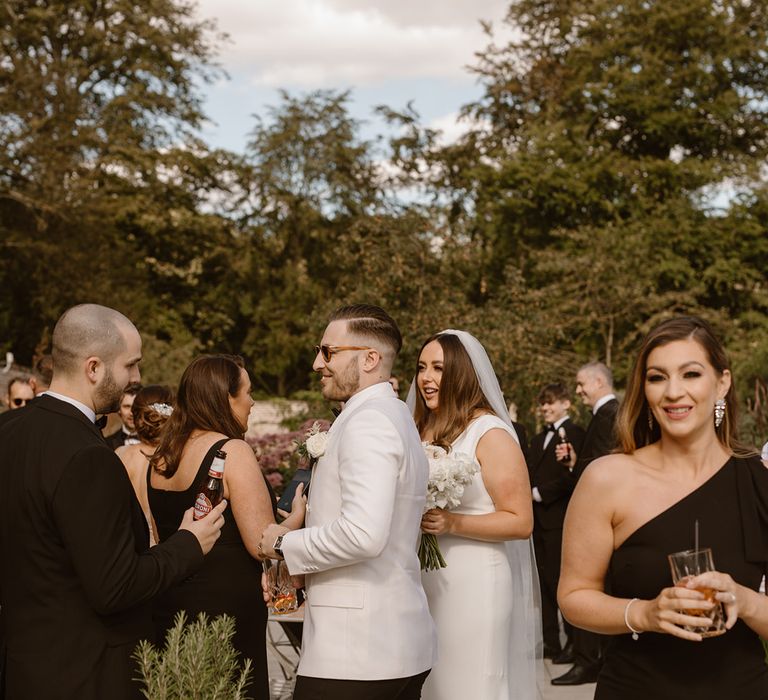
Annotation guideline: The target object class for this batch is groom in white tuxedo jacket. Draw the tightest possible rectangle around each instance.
[261,304,436,700]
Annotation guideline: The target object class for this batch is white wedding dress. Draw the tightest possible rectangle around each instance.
[422,413,529,700]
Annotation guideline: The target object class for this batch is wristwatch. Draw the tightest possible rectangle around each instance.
[273,534,285,559]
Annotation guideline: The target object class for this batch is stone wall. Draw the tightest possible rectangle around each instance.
[246,400,309,437]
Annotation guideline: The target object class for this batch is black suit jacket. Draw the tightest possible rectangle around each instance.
[106,427,130,450]
[528,418,586,530]
[511,421,530,466]
[0,395,204,699]
[573,397,620,480]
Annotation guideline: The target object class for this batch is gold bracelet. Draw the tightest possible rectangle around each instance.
[624,598,641,640]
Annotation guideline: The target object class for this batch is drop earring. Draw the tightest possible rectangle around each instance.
[714,398,726,428]
[647,408,654,431]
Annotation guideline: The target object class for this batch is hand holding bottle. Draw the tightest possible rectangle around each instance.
[180,499,228,555]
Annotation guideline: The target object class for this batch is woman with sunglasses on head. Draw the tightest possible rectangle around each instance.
[558,317,768,700]
[407,330,540,700]
[148,355,305,700]
[116,384,175,546]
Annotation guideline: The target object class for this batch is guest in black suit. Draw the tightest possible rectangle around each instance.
[507,401,531,466]
[0,303,227,700]
[105,382,142,449]
[529,383,585,663]
[552,361,619,686]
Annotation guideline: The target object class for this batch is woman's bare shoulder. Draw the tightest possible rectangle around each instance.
[579,451,644,490]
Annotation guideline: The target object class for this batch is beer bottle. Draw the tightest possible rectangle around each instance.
[556,427,571,464]
[193,449,226,520]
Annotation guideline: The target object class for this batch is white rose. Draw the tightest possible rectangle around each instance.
[305,431,329,459]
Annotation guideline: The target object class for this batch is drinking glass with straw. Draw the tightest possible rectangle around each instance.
[667,520,726,638]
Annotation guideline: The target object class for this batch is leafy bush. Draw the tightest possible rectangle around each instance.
[133,612,252,699]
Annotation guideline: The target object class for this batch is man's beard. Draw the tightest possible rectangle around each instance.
[94,365,124,414]
[322,357,360,402]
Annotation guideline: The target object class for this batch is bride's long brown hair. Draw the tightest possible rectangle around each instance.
[413,333,494,450]
[150,354,247,478]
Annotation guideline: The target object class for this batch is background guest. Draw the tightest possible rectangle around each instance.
[116,384,175,547]
[106,382,142,449]
[529,382,585,664]
[553,360,619,686]
[558,315,768,699]
[5,376,34,410]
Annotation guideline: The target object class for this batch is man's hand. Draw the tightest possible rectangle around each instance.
[555,443,577,469]
[179,499,227,555]
[260,523,289,559]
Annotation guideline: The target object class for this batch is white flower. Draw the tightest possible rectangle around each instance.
[422,442,478,512]
[305,431,329,458]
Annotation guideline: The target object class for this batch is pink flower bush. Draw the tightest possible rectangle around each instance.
[246,418,331,495]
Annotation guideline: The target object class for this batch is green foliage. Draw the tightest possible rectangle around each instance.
[133,611,252,700]
[2,0,767,441]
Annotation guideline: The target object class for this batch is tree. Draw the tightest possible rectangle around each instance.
[0,0,233,368]
[233,91,465,394]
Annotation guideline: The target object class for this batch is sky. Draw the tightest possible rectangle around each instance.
[193,0,513,154]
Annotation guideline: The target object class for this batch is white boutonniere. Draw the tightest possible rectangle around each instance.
[296,421,329,463]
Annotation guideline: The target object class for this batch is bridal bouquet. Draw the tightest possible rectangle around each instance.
[419,444,478,571]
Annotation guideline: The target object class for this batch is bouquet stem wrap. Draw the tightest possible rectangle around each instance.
[419,532,447,571]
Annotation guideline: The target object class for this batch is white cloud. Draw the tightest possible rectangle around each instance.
[428,110,488,146]
[196,0,512,88]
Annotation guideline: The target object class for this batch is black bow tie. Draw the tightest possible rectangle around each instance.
[95,415,108,430]
[546,423,556,433]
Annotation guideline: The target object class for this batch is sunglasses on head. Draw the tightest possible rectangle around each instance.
[11,398,28,407]
[314,345,373,363]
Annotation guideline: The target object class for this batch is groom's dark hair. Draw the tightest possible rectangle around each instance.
[329,304,402,356]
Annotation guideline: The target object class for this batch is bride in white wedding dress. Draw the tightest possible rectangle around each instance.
[407,330,541,700]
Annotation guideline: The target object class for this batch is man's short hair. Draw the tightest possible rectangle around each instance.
[52,304,132,376]
[579,361,614,388]
[537,382,570,405]
[328,304,402,357]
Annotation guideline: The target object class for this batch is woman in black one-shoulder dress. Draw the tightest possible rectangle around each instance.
[147,355,305,700]
[559,317,768,700]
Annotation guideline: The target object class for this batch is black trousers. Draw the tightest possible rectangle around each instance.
[293,670,430,700]
[573,627,604,670]
[533,524,572,650]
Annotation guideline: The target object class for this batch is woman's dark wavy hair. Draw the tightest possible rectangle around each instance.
[413,333,493,450]
[616,316,752,456]
[132,384,174,446]
[150,355,246,477]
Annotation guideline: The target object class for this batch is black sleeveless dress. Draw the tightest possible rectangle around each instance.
[147,439,275,700]
[596,456,768,700]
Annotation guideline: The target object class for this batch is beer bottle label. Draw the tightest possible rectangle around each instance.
[194,492,213,520]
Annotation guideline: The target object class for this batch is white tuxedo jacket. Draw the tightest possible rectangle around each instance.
[282,381,436,680]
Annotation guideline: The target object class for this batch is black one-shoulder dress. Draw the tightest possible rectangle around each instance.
[596,456,768,700]
[148,438,275,700]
